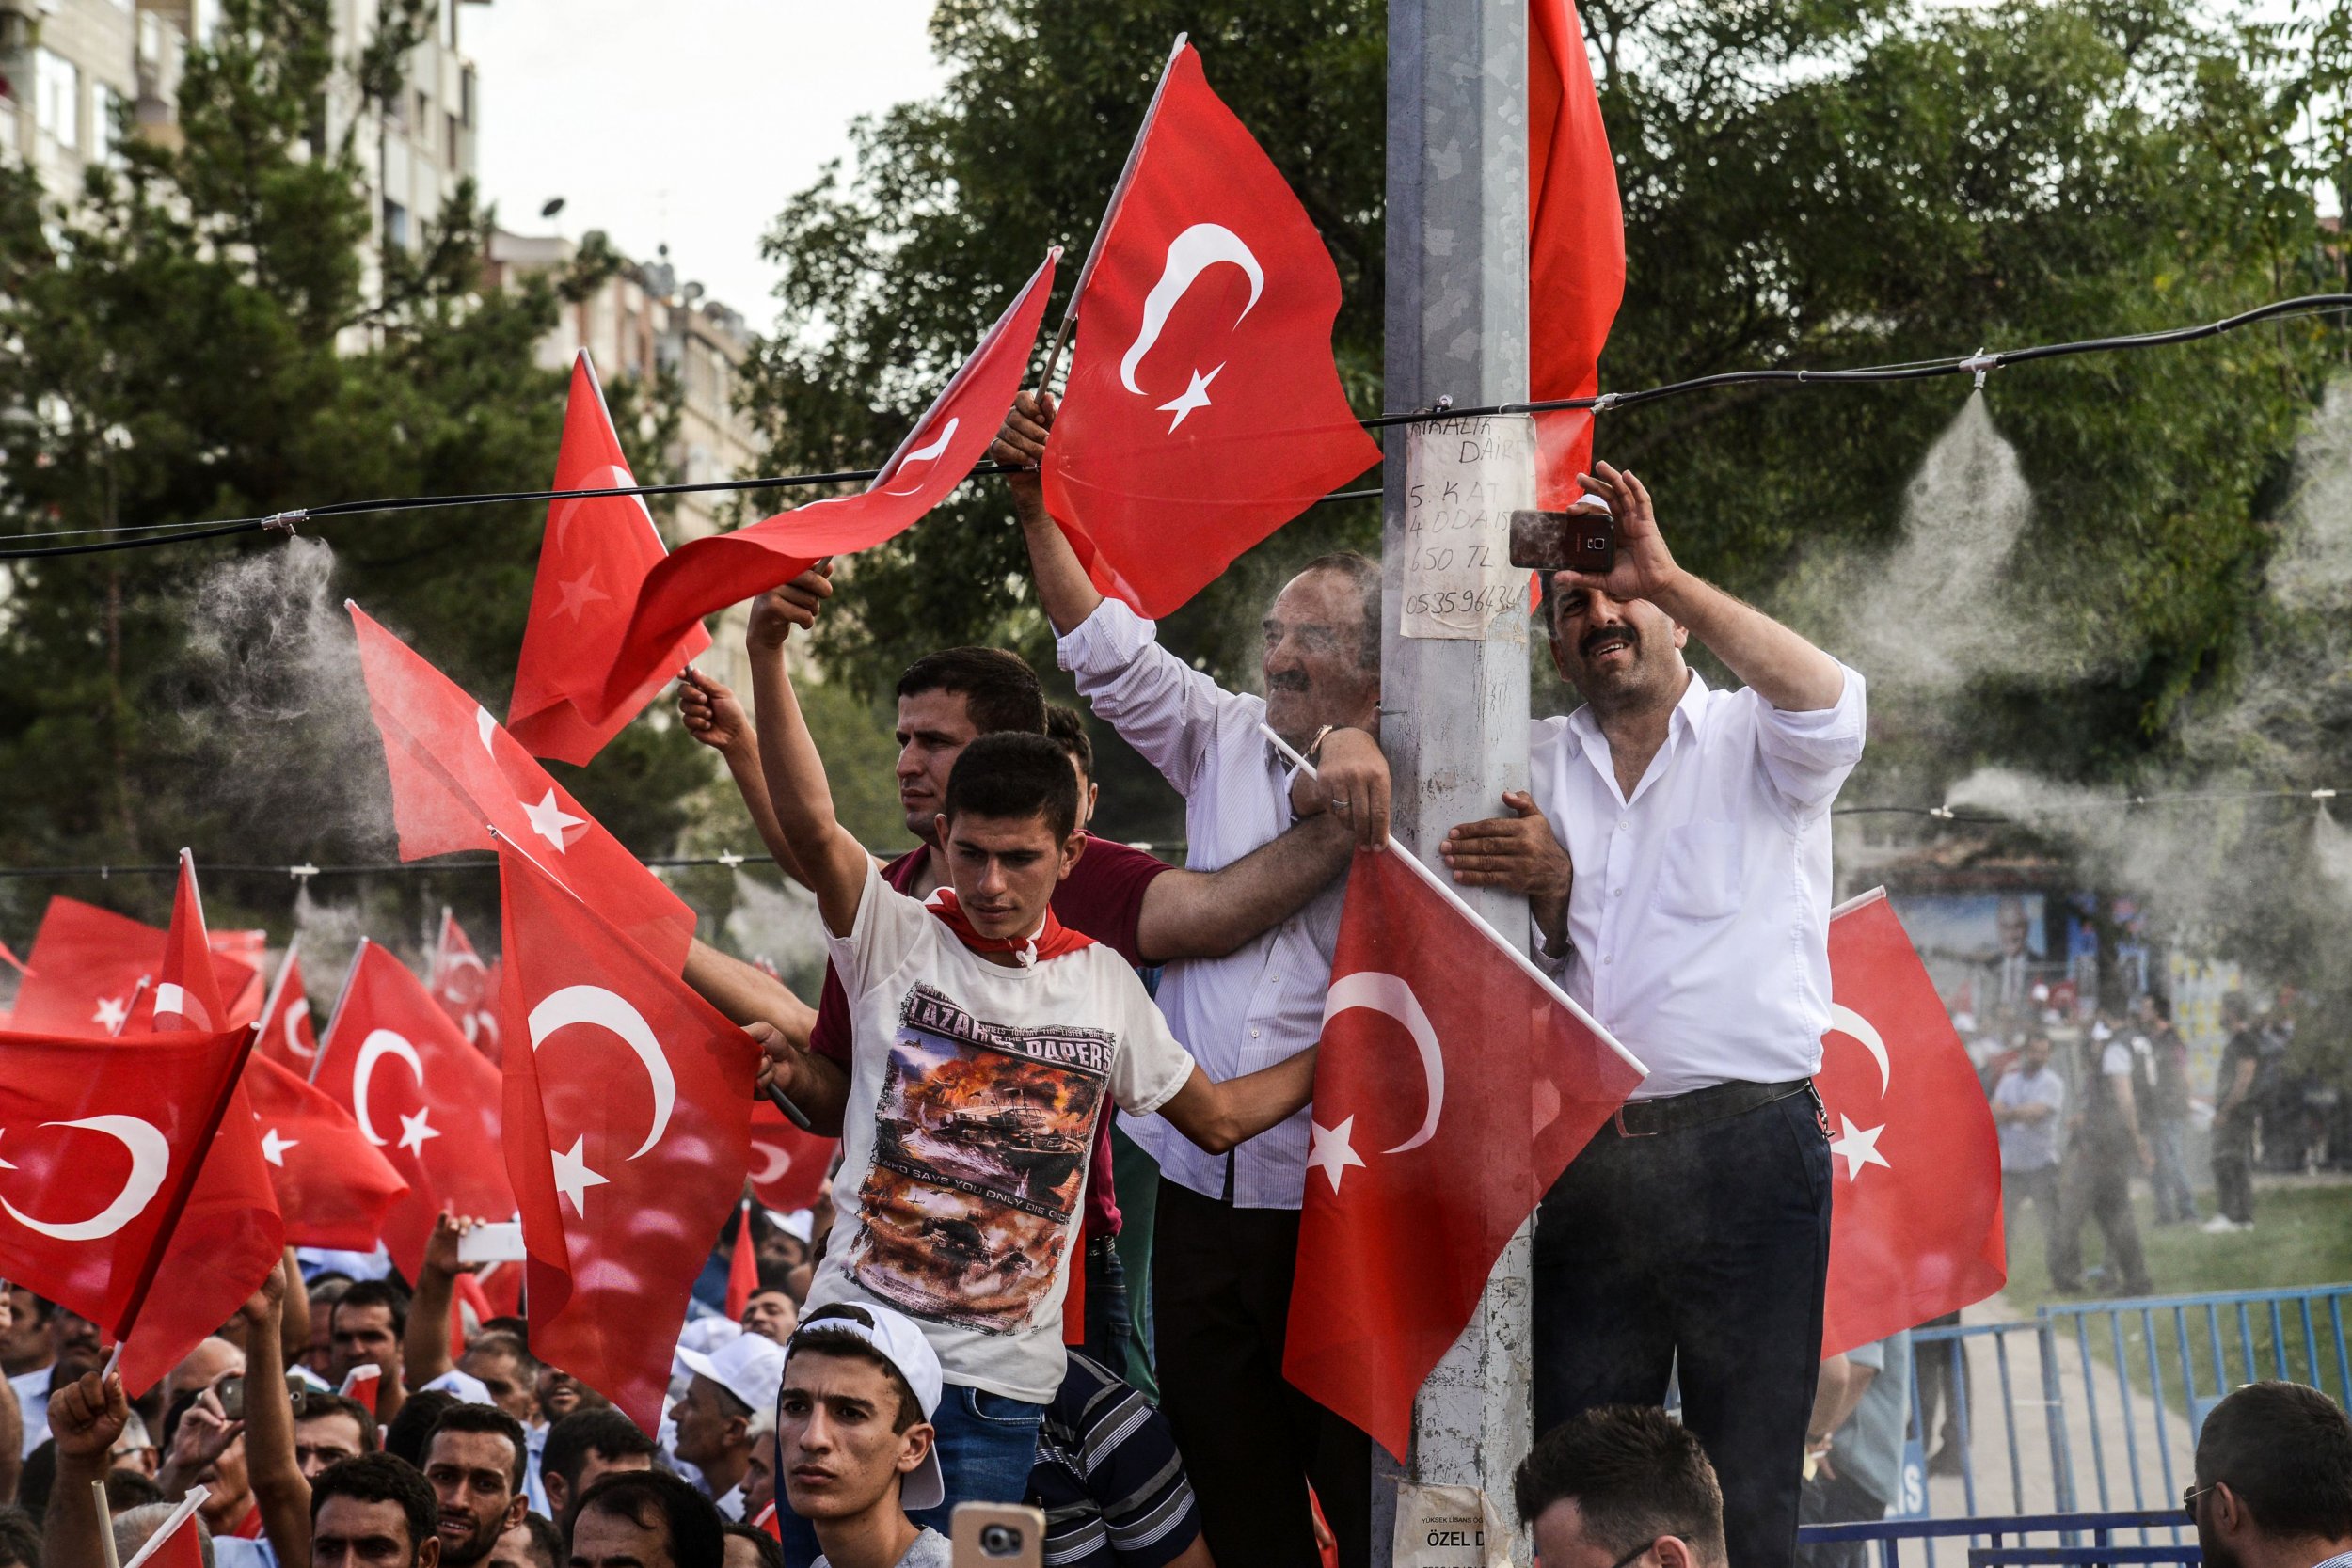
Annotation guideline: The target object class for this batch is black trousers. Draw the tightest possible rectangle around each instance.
[1533,1089,1832,1568]
[2002,1164,2063,1282]
[1153,1179,1371,1568]
[2051,1143,2152,1295]
[2212,1115,2255,1223]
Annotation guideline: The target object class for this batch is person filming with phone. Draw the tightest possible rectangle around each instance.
[1440,462,1867,1568]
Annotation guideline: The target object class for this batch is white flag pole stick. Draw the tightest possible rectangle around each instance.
[92,1479,120,1568]
[119,1486,208,1568]
[1037,33,1188,393]
[1258,721,1648,1078]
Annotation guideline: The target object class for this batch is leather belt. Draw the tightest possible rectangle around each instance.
[1611,1077,1814,1138]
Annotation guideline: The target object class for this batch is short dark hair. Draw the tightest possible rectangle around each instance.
[1043,704,1094,781]
[2145,994,2172,1022]
[1296,551,1382,673]
[897,648,1046,736]
[15,1442,54,1525]
[103,1467,164,1513]
[943,732,1080,842]
[2222,990,2251,1024]
[787,1323,923,1433]
[333,1279,409,1338]
[294,1391,381,1452]
[423,1401,530,1491]
[1513,1406,1725,1560]
[544,1407,660,1496]
[2196,1381,2352,1538]
[512,1513,564,1568]
[381,1389,454,1469]
[461,1328,540,1386]
[570,1467,726,1566]
[310,1452,439,1557]
[0,1504,40,1568]
[723,1522,787,1568]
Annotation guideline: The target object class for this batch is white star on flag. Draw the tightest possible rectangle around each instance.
[554,570,611,623]
[92,995,128,1032]
[549,1134,609,1216]
[520,789,586,852]
[260,1128,298,1166]
[1830,1114,1890,1181]
[397,1107,440,1158]
[1157,364,1224,431]
[1306,1116,1367,1195]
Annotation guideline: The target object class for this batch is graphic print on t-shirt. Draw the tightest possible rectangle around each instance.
[852,982,1114,1332]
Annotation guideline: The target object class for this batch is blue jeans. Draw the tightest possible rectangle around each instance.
[2150,1117,2198,1222]
[776,1383,1045,1568]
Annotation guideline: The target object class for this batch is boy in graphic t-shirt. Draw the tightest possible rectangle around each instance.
[746,596,1320,1542]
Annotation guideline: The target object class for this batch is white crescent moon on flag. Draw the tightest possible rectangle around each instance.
[748,1141,791,1185]
[353,1029,427,1148]
[0,1116,172,1242]
[475,706,499,757]
[1828,1004,1892,1097]
[528,985,676,1160]
[284,997,315,1060]
[1119,224,1264,395]
[881,419,960,497]
[551,463,654,548]
[1322,970,1446,1155]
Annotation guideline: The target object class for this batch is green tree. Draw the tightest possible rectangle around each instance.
[0,0,704,942]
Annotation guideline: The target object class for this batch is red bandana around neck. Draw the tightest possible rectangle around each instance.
[924,887,1095,967]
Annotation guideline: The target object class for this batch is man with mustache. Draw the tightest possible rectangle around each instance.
[1439,463,1866,1568]
[993,392,1391,1568]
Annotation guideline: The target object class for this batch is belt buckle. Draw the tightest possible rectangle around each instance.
[1613,1105,1657,1138]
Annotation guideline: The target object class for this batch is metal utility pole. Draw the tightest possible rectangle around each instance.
[1378,0,1534,1564]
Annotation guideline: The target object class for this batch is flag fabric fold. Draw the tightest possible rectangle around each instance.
[1042,43,1379,619]
[496,837,760,1433]
[8,897,253,1040]
[252,942,323,1076]
[430,908,504,1062]
[1528,0,1625,510]
[245,1052,410,1253]
[1283,846,1645,1460]
[348,604,696,971]
[590,250,1060,723]
[746,1098,834,1216]
[1819,890,2007,1355]
[509,352,711,765]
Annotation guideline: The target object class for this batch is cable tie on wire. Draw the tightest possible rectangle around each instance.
[717,850,745,869]
[261,510,308,537]
[1961,351,1998,391]
[289,862,319,881]
[1591,392,1620,415]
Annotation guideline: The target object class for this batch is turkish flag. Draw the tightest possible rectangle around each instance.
[496,837,760,1433]
[313,941,514,1278]
[120,1492,207,1568]
[348,604,695,971]
[245,1052,409,1252]
[252,942,323,1075]
[1042,44,1379,620]
[430,909,504,1063]
[1284,847,1645,1460]
[8,897,254,1039]
[1820,891,2006,1355]
[746,1098,833,1215]
[0,1027,251,1361]
[1529,0,1624,510]
[591,250,1059,722]
[133,852,231,1034]
[510,353,711,765]
[725,1201,758,1320]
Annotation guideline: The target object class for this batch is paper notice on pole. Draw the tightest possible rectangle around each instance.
[1399,414,1536,642]
[1393,1482,1513,1568]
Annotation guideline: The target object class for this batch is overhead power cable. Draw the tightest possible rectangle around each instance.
[2,292,2345,562]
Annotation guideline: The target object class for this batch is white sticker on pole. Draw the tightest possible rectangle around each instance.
[1399,414,1535,643]
[1392,1481,1513,1568]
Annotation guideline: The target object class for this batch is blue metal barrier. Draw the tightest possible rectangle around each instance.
[1906,1285,2352,1524]
[1797,1511,2194,1568]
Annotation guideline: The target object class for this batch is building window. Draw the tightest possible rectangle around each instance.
[383,198,408,248]
[91,82,119,164]
[446,110,460,172]
[35,50,79,150]
[460,65,475,127]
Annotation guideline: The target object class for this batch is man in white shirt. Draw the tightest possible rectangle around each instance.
[991,392,1392,1568]
[751,588,1324,1555]
[2188,1381,2352,1568]
[1438,462,1865,1568]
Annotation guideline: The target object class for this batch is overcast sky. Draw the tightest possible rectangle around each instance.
[458,0,946,325]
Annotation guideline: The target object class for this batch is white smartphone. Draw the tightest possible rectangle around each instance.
[456,1220,527,1263]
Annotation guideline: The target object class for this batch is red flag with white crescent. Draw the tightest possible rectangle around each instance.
[509,352,711,765]
[431,909,503,1063]
[8,897,253,1040]
[1819,890,2006,1355]
[253,942,322,1075]
[747,1098,833,1215]
[244,1052,409,1253]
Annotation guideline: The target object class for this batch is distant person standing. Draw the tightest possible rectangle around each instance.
[2208,993,2263,1233]
[2052,1022,2154,1296]
[2139,996,2200,1225]
[1991,1031,2067,1279]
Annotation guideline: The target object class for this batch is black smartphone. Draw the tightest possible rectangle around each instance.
[216,1373,246,1421]
[1508,509,1615,574]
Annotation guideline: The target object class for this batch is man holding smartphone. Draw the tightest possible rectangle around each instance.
[1441,462,1867,1568]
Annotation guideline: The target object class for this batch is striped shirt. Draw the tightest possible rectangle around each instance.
[1028,1352,1201,1568]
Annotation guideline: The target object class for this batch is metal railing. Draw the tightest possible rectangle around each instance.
[1797,1512,2197,1568]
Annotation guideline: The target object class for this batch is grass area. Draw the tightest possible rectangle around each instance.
[1991,1180,2352,1415]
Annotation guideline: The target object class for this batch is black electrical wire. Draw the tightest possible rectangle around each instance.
[4,293,2346,562]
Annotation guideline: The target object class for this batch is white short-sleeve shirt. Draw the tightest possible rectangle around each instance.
[807,859,1195,1403]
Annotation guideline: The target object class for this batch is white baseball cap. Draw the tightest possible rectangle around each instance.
[675,1333,788,1431]
[786,1301,946,1511]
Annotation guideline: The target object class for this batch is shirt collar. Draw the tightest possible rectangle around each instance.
[1563,666,1712,755]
